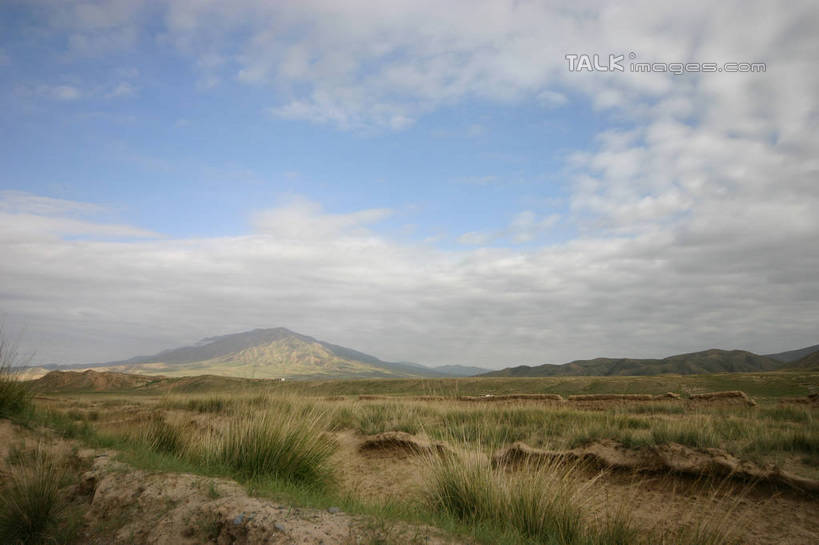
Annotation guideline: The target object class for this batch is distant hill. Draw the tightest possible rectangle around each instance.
[29,369,162,392]
[791,350,819,370]
[432,365,491,377]
[480,349,784,377]
[68,328,451,380]
[764,344,819,363]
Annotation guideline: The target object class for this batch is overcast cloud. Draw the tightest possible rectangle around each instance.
[1,1,818,367]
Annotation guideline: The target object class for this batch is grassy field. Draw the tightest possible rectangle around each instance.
[4,369,818,545]
[34,368,818,399]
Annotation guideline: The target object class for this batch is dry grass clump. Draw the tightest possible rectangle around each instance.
[0,332,32,418]
[204,408,336,488]
[125,399,338,490]
[423,446,630,545]
[424,448,742,545]
[0,447,64,545]
[144,414,186,455]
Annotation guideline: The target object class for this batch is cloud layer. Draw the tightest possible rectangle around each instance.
[2,189,817,367]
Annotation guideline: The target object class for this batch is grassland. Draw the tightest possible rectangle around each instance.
[4,368,818,544]
[33,368,817,399]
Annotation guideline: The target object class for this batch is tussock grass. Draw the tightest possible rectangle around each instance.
[0,447,63,545]
[205,408,336,488]
[0,332,32,418]
[424,447,638,545]
[144,414,185,455]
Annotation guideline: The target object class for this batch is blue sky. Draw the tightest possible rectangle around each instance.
[1,1,817,367]
[2,2,604,246]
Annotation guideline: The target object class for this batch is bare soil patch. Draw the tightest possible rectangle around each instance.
[358,431,450,458]
[492,439,819,494]
[688,390,757,407]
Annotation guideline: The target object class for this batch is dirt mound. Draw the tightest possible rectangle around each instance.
[492,440,818,494]
[689,390,756,407]
[456,393,565,402]
[359,431,450,457]
[84,454,455,545]
[779,394,819,406]
[29,370,162,392]
[568,393,681,402]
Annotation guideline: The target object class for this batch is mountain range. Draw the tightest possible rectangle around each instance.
[14,327,819,380]
[480,346,819,377]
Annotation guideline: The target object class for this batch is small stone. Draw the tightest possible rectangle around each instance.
[233,514,244,525]
[274,522,286,532]
[327,507,341,514]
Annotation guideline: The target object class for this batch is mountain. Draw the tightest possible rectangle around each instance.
[77,328,450,380]
[432,365,491,377]
[764,344,819,363]
[480,349,784,377]
[791,350,819,370]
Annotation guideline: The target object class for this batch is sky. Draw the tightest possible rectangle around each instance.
[1,1,818,369]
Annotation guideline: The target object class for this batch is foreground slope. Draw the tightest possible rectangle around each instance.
[481,349,784,377]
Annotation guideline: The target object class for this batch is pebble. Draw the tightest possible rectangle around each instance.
[274,522,286,532]
[327,506,341,514]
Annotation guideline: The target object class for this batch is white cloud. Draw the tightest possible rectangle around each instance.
[0,191,103,216]
[457,231,493,246]
[40,84,82,101]
[250,197,392,241]
[0,191,158,242]
[457,211,560,246]
[507,211,559,243]
[107,82,137,98]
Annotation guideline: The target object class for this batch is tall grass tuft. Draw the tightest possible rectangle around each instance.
[0,330,32,418]
[0,448,63,545]
[144,415,185,455]
[425,449,601,545]
[209,409,336,488]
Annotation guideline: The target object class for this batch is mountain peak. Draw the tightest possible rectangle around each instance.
[96,327,455,380]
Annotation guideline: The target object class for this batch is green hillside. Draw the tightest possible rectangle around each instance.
[481,349,784,378]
